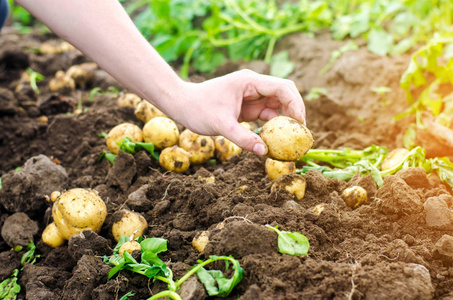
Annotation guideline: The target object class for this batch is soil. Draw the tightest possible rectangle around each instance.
[1,26,453,300]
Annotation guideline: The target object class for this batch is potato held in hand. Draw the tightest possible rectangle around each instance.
[260,116,314,161]
[42,188,107,247]
[106,123,144,154]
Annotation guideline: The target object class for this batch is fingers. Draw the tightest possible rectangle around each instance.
[238,70,306,124]
[220,120,268,156]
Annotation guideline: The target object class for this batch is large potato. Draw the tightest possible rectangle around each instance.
[259,116,314,161]
[143,117,179,149]
[179,129,215,164]
[52,188,107,241]
[265,158,296,180]
[106,123,144,154]
[159,145,191,173]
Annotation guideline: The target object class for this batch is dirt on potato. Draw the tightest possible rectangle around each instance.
[2,27,453,300]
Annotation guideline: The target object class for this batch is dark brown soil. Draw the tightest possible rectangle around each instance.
[1,27,453,300]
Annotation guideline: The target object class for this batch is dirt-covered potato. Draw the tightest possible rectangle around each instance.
[119,240,142,256]
[265,158,296,180]
[42,188,107,247]
[342,186,367,209]
[381,148,409,171]
[65,62,97,88]
[159,145,191,173]
[142,117,179,149]
[271,173,306,200]
[179,129,215,164]
[118,93,142,109]
[48,70,76,93]
[135,100,167,123]
[40,41,75,54]
[106,123,144,154]
[215,136,242,162]
[259,116,314,161]
[112,210,148,242]
[192,231,210,253]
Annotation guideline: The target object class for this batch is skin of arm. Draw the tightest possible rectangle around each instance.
[15,0,306,155]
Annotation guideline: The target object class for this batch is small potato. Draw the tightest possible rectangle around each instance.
[106,123,144,154]
[381,148,409,171]
[192,231,210,253]
[159,146,191,173]
[65,62,97,88]
[265,158,295,180]
[119,240,142,256]
[42,222,66,248]
[48,70,75,93]
[259,116,314,161]
[179,129,215,164]
[215,136,242,162]
[342,186,367,209]
[271,173,306,200]
[135,100,167,123]
[40,41,75,54]
[142,117,179,149]
[240,122,254,131]
[112,210,148,242]
[118,93,142,109]
[52,188,107,241]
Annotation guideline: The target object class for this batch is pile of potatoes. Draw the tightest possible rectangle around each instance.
[107,93,247,173]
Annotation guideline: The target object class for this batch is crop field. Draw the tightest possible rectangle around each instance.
[2,1,453,299]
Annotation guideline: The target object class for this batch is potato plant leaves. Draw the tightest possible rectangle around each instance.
[0,269,20,300]
[266,225,309,256]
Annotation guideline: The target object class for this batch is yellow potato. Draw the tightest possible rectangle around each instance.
[265,158,296,180]
[106,123,144,154]
[271,173,306,200]
[112,210,148,242]
[192,231,210,253]
[65,62,97,88]
[179,129,215,164]
[135,100,167,123]
[142,117,179,149]
[215,136,242,162]
[118,93,142,109]
[342,186,367,209]
[159,146,191,173]
[118,240,142,256]
[381,148,409,171]
[259,116,314,161]
[52,188,107,241]
[48,70,75,93]
[42,222,66,248]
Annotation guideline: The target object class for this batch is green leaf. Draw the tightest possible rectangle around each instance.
[119,291,135,300]
[367,29,394,56]
[21,241,39,265]
[266,225,309,256]
[0,269,20,300]
[270,51,295,78]
[97,152,117,164]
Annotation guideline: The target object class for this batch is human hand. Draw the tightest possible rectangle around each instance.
[168,69,306,156]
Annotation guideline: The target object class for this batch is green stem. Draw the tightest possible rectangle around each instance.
[224,0,270,33]
[147,290,182,300]
[264,36,277,63]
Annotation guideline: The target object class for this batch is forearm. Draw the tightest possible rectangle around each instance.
[15,0,184,116]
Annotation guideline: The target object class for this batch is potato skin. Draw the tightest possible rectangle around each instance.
[119,240,142,256]
[135,100,167,123]
[106,123,144,154]
[118,93,142,109]
[271,173,306,200]
[179,129,215,164]
[342,186,367,209]
[260,116,314,161]
[42,222,66,248]
[52,188,107,240]
[48,70,75,93]
[112,210,148,242]
[159,146,191,173]
[265,158,296,180]
[143,117,179,149]
[215,137,242,162]
[381,148,409,171]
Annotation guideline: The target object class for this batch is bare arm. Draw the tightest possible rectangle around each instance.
[16,0,306,155]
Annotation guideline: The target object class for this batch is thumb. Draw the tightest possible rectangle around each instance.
[221,122,268,156]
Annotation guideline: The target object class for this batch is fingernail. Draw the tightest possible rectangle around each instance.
[253,143,266,156]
